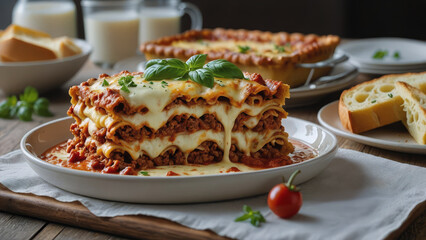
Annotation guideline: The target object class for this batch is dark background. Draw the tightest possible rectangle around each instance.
[1,0,425,40]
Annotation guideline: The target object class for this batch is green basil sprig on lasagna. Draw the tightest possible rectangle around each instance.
[143,54,244,88]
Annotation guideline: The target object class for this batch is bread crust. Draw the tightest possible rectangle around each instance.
[140,28,340,87]
[338,72,426,133]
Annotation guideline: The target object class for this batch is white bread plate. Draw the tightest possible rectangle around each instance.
[21,116,337,204]
[318,101,426,154]
[0,39,91,95]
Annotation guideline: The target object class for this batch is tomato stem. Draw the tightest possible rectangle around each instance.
[285,170,301,192]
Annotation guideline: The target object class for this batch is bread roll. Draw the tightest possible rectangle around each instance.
[0,24,81,62]
[395,81,426,144]
[338,72,426,133]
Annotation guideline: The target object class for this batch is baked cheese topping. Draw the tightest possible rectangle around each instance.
[172,40,294,58]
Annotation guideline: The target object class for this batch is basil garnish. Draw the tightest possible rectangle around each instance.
[144,54,244,88]
[204,59,245,79]
[186,54,207,70]
[189,68,214,88]
[144,59,189,81]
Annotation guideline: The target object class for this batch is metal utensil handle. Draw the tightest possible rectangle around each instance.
[313,67,358,86]
[297,54,349,68]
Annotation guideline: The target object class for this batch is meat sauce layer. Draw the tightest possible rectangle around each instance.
[41,139,317,177]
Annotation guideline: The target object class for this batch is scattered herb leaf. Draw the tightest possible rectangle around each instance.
[102,79,109,87]
[118,75,137,93]
[139,171,150,176]
[274,44,286,53]
[388,93,393,98]
[393,51,401,59]
[372,50,388,59]
[371,100,377,103]
[235,205,266,227]
[238,45,250,53]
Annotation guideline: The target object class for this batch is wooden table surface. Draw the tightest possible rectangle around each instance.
[0,61,425,240]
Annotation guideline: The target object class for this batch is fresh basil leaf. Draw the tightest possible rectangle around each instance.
[0,102,11,118]
[34,98,53,117]
[189,68,214,88]
[144,60,189,81]
[139,171,150,176]
[175,72,189,80]
[204,59,244,79]
[20,86,38,103]
[7,96,17,106]
[17,105,32,121]
[145,59,167,69]
[234,214,251,222]
[186,54,207,70]
[243,205,252,213]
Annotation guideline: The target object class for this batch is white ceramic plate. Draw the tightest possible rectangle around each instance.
[338,38,426,67]
[0,39,92,95]
[21,116,337,203]
[318,101,426,154]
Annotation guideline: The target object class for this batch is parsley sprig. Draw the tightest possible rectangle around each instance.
[0,86,52,121]
[235,205,266,227]
[144,54,244,88]
[118,75,137,93]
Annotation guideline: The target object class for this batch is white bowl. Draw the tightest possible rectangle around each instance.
[0,39,91,95]
[21,116,337,203]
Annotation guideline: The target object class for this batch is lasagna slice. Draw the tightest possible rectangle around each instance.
[67,70,294,175]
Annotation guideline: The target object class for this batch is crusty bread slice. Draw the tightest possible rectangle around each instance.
[395,81,426,144]
[339,72,426,133]
[0,24,81,62]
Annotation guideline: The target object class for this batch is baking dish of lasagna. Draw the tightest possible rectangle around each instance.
[140,28,340,87]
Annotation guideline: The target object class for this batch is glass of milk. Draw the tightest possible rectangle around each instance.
[139,0,202,44]
[12,0,77,38]
[82,0,140,68]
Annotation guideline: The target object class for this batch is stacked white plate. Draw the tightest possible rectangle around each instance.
[338,38,426,74]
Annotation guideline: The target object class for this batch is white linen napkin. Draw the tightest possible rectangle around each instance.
[0,149,425,240]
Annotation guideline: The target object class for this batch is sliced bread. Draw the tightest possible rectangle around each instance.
[395,81,426,144]
[0,24,81,62]
[339,72,426,133]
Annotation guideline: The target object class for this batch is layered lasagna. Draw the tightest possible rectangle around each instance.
[140,28,340,87]
[65,70,295,176]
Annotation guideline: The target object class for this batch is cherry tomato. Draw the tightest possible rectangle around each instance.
[268,170,302,219]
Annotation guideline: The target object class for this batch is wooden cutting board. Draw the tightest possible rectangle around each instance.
[0,184,228,240]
